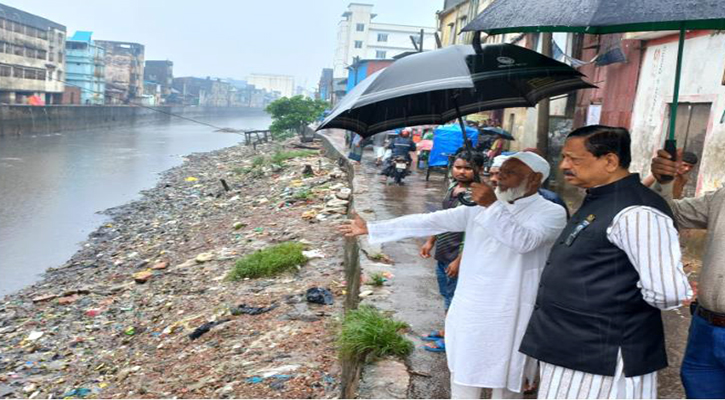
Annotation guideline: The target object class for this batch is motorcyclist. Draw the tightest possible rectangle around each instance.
[388,128,417,162]
[381,128,417,179]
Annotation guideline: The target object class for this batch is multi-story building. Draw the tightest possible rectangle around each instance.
[144,60,173,101]
[65,31,105,105]
[247,73,294,98]
[95,40,144,104]
[317,68,333,102]
[172,76,233,107]
[0,3,66,104]
[332,3,436,99]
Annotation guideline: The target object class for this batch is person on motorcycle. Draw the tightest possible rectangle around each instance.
[381,128,417,180]
[388,128,417,162]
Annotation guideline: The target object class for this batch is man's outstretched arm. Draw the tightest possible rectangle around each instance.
[339,206,471,244]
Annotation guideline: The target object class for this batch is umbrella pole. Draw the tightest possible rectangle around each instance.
[453,98,473,151]
[664,27,686,158]
[659,27,686,182]
[452,97,482,207]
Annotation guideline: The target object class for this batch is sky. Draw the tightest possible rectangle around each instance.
[5,0,442,90]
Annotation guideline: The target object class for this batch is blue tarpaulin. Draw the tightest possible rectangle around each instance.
[428,125,479,167]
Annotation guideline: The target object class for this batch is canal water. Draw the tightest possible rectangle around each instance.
[0,110,271,297]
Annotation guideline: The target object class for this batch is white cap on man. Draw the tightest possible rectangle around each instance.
[506,151,550,183]
[491,155,510,169]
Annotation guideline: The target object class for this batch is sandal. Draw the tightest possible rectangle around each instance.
[423,339,446,353]
[421,330,444,341]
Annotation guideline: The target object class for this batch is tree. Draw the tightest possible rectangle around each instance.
[265,95,329,140]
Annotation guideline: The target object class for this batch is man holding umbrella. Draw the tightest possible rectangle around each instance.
[650,149,725,399]
[519,125,692,399]
[340,152,566,398]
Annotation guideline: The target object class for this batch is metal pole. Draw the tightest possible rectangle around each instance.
[668,27,686,142]
[419,29,425,52]
[453,98,472,151]
[536,32,553,159]
[661,27,686,181]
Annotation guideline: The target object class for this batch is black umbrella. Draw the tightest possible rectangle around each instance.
[462,0,725,178]
[317,44,594,138]
[482,126,515,141]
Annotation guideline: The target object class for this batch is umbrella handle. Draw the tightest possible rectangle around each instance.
[472,31,484,54]
[660,139,677,183]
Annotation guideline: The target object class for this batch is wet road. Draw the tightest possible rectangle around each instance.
[359,154,452,399]
[360,150,690,398]
[0,111,270,297]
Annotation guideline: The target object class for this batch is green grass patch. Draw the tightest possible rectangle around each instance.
[252,155,266,167]
[227,242,307,280]
[338,305,413,361]
[233,166,251,175]
[368,272,385,287]
[270,150,317,165]
[293,189,312,200]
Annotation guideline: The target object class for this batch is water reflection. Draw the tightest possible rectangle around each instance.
[0,111,271,296]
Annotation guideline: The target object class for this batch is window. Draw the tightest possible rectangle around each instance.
[0,64,10,77]
[356,23,365,32]
[376,50,386,59]
[377,33,388,42]
[354,40,363,49]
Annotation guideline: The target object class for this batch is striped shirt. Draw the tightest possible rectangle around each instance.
[536,205,692,399]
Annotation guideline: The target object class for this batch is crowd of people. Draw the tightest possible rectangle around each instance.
[338,124,723,399]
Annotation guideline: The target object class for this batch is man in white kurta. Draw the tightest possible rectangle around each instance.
[341,152,567,398]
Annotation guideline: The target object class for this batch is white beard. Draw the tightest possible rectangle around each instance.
[494,182,529,203]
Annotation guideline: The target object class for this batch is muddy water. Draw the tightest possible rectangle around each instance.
[0,111,270,297]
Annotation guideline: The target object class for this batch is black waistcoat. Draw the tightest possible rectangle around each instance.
[519,174,675,377]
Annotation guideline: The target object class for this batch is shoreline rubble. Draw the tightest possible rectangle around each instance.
[0,140,350,399]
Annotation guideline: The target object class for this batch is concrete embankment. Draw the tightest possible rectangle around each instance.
[0,105,264,136]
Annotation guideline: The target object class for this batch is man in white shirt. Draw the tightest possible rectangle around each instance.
[340,152,567,398]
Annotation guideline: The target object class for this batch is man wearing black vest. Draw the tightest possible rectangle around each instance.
[519,125,693,399]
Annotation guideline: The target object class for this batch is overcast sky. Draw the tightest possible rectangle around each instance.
[5,1,441,89]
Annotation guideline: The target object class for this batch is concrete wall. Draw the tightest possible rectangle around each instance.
[630,31,725,194]
[0,105,263,136]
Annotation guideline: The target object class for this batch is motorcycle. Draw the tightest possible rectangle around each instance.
[382,155,411,185]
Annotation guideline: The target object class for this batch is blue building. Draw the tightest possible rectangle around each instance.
[345,59,393,93]
[65,31,106,104]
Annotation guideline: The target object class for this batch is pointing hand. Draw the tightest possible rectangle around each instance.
[338,213,369,237]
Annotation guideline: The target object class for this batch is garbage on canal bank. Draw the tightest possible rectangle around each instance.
[0,140,348,399]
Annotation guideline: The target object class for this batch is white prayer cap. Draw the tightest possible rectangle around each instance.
[491,155,510,168]
[506,151,550,183]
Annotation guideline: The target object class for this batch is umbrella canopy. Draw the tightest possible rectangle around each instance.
[317,44,594,138]
[461,0,725,34]
[482,126,515,140]
[461,0,725,145]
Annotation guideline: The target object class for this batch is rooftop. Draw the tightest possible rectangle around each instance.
[0,2,66,31]
[69,31,93,43]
